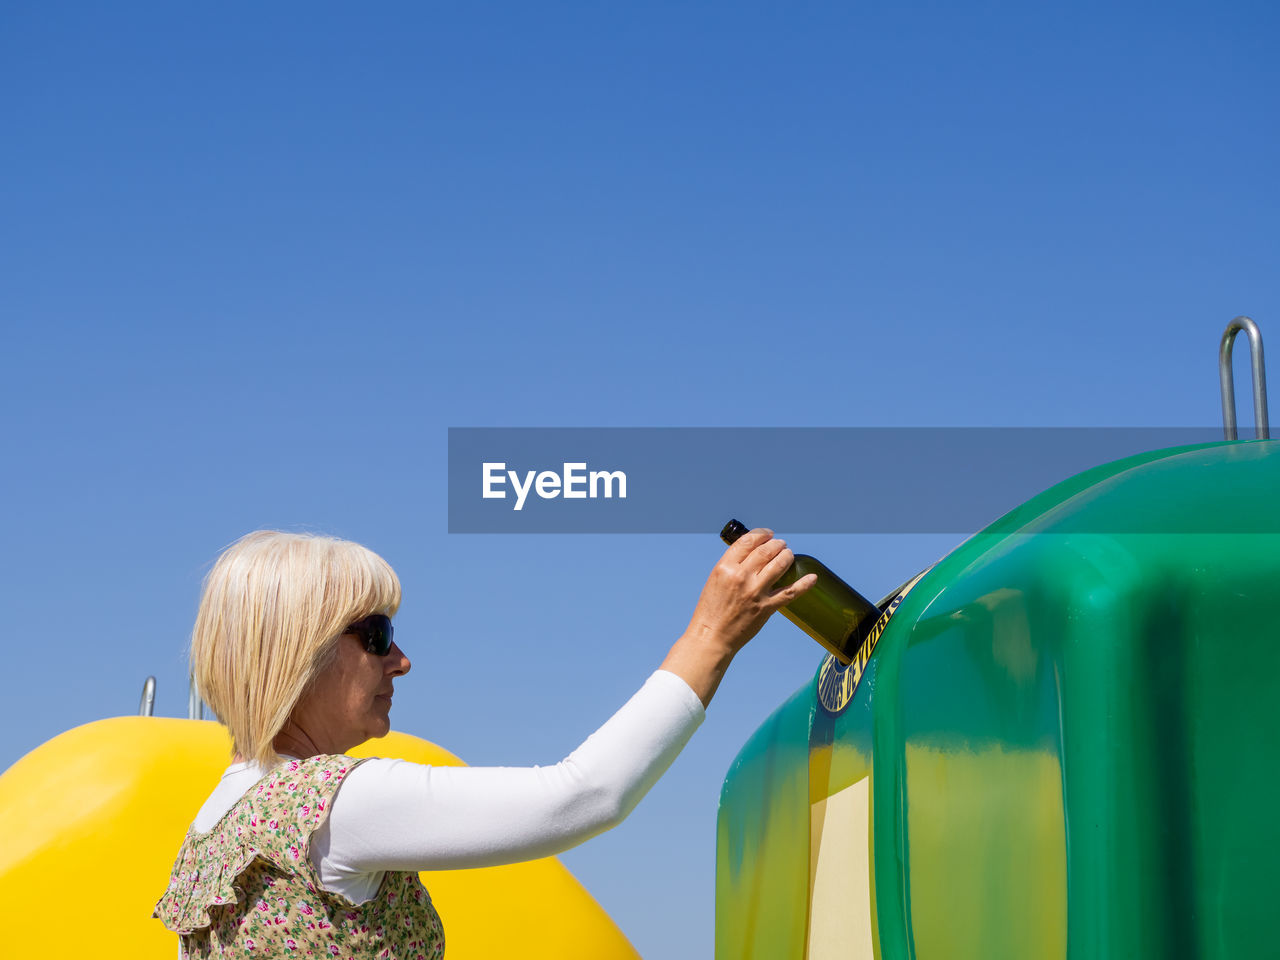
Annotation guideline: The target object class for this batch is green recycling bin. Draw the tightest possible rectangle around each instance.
[716,439,1280,960]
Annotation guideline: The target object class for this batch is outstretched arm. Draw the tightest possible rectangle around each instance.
[313,529,815,881]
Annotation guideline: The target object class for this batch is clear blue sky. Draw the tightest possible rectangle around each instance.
[2,3,1276,957]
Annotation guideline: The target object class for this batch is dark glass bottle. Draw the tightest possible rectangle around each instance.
[720,519,881,665]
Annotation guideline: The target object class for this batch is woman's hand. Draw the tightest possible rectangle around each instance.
[660,528,817,708]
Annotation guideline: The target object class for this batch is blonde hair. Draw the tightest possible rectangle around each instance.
[191,530,401,768]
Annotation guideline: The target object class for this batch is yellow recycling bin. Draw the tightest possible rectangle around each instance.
[0,717,640,959]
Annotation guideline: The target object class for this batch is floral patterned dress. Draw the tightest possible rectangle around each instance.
[153,755,445,959]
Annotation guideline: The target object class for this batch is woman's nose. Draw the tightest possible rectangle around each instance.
[388,641,411,677]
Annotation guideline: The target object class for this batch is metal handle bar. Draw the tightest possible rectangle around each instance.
[138,676,156,716]
[1219,316,1270,440]
[188,674,206,720]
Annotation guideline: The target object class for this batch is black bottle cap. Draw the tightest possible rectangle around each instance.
[720,519,748,545]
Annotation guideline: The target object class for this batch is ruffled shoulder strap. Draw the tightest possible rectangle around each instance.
[152,754,366,935]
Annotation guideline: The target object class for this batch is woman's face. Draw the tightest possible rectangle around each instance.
[285,626,412,756]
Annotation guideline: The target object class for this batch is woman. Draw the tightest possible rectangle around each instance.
[154,528,814,958]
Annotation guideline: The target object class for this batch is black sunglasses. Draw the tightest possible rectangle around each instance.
[343,614,394,656]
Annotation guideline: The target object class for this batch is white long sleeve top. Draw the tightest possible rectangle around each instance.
[190,669,705,904]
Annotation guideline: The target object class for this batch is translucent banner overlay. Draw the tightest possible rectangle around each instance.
[447,428,1274,533]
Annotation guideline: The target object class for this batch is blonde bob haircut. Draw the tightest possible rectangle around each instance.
[191,530,402,768]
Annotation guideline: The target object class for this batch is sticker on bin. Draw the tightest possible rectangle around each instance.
[817,571,927,716]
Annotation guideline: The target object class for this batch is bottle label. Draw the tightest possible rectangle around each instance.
[816,570,928,716]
